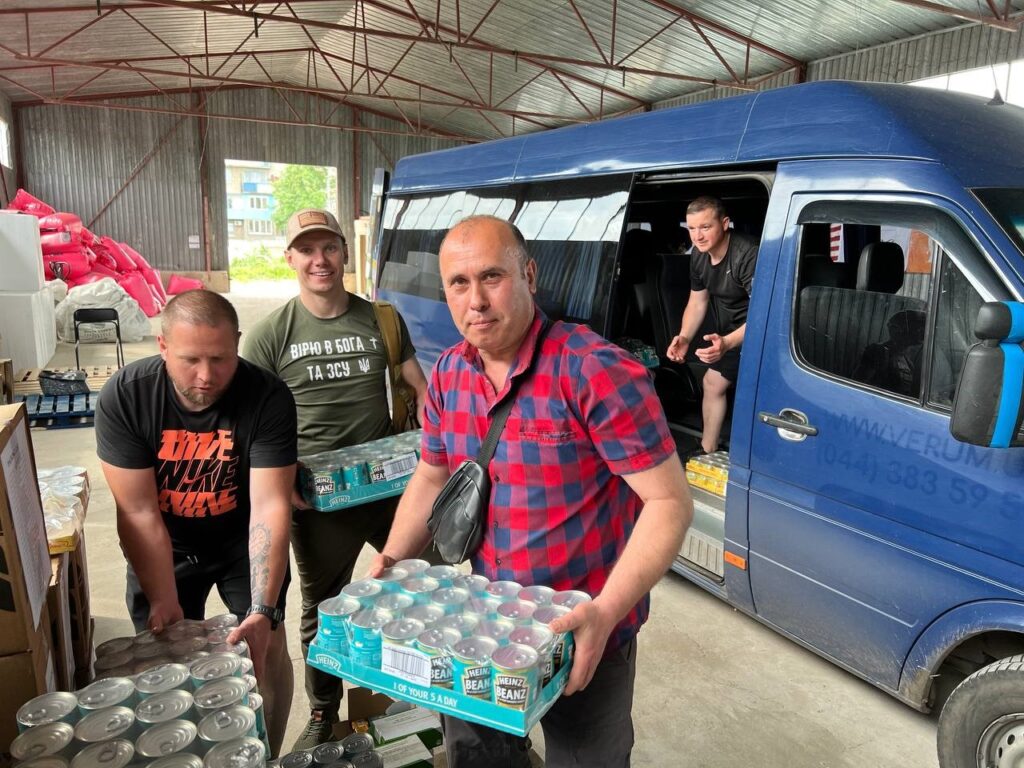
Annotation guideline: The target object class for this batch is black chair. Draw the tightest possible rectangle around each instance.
[73,308,125,370]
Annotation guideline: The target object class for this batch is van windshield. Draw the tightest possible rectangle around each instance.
[973,188,1024,255]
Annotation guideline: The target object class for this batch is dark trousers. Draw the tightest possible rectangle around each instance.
[442,638,637,768]
[292,497,397,713]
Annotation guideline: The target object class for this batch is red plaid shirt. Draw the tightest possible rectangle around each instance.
[421,312,676,650]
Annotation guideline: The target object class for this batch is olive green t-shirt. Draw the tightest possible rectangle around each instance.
[243,294,416,456]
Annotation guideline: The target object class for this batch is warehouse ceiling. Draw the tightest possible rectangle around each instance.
[0,0,1021,142]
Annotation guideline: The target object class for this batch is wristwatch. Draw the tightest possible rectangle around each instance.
[246,603,284,629]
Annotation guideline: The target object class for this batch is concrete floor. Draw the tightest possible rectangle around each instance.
[27,286,940,767]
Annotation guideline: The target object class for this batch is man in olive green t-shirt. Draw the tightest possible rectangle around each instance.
[243,209,427,751]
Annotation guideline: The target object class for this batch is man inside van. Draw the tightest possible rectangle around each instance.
[368,215,692,768]
[95,289,295,756]
[666,196,758,456]
[243,208,430,752]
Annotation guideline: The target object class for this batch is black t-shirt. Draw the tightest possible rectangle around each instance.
[95,356,297,555]
[689,232,759,335]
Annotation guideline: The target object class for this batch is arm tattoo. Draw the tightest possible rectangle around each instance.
[249,522,272,604]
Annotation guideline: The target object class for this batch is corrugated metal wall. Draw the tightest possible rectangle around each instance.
[0,91,15,208]
[16,90,461,273]
[655,21,1024,110]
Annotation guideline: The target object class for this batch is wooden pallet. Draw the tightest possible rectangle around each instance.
[13,366,117,398]
[18,393,99,428]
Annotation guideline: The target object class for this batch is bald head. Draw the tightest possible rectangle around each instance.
[440,215,530,275]
[161,289,239,336]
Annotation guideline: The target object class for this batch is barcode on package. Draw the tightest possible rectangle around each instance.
[382,645,431,687]
[370,452,417,482]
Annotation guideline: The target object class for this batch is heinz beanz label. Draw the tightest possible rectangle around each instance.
[491,643,539,710]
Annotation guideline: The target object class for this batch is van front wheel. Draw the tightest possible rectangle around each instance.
[938,654,1024,768]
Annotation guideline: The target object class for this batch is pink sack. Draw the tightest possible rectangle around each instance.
[148,283,166,310]
[79,226,98,247]
[44,250,91,280]
[120,243,152,271]
[140,266,168,304]
[41,230,83,253]
[100,236,138,273]
[90,246,118,272]
[88,261,119,279]
[38,212,83,234]
[10,189,56,216]
[118,271,160,317]
[167,274,204,294]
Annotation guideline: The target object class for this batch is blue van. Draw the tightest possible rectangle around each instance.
[371,81,1024,768]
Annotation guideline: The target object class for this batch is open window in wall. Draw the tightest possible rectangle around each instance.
[794,201,1004,408]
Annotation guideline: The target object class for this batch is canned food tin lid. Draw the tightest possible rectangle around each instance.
[491,642,539,671]
[423,565,458,581]
[374,566,408,583]
[341,580,382,600]
[476,619,514,641]
[170,637,208,657]
[190,652,241,681]
[242,674,258,692]
[349,608,392,630]
[393,558,429,575]
[551,590,591,609]
[485,580,522,598]
[203,614,239,631]
[311,741,347,764]
[205,628,232,645]
[204,737,266,768]
[166,620,207,640]
[75,706,135,743]
[11,722,75,760]
[94,651,134,671]
[451,574,490,593]
[278,750,314,768]
[340,732,375,756]
[134,641,169,659]
[136,663,191,694]
[403,605,444,626]
[509,625,554,651]
[77,678,136,710]
[399,576,439,595]
[464,596,501,615]
[209,640,249,658]
[349,753,382,768]
[497,600,536,621]
[532,605,571,625]
[318,596,361,619]
[198,705,256,742]
[238,656,254,675]
[149,753,204,768]
[70,740,134,768]
[16,691,78,727]
[20,758,69,768]
[136,719,197,758]
[95,636,134,658]
[374,593,413,613]
[430,587,469,606]
[247,692,263,710]
[518,585,555,606]
[322,761,354,768]
[135,690,193,724]
[451,635,499,662]
[436,614,480,635]
[194,677,249,710]
[381,617,425,642]
[134,657,174,675]
[415,627,461,651]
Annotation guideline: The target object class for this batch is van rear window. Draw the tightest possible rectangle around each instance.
[377,176,630,326]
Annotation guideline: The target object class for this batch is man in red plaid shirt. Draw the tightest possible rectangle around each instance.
[371,215,692,767]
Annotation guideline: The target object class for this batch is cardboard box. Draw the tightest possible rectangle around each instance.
[47,553,75,690]
[0,602,57,761]
[66,539,93,681]
[371,707,442,747]
[375,735,434,768]
[0,404,53,657]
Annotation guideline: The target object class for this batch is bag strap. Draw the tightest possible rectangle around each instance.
[476,318,551,467]
[372,300,402,383]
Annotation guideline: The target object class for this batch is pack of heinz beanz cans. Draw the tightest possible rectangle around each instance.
[298,430,423,511]
[306,562,589,736]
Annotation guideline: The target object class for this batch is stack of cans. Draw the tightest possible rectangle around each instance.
[13,615,271,767]
[298,430,423,511]
[314,566,591,712]
[273,731,384,768]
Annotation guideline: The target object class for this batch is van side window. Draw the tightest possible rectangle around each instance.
[377,176,629,326]
[794,204,988,407]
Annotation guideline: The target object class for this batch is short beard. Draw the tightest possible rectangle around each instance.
[173,381,218,408]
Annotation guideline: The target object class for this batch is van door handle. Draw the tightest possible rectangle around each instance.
[758,409,818,439]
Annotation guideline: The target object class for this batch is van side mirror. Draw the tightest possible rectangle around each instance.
[950,302,1024,447]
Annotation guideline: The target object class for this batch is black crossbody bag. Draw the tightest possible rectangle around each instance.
[427,321,550,564]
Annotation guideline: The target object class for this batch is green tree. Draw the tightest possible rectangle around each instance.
[271,164,328,231]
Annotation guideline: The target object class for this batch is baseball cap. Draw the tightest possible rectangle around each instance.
[285,208,345,249]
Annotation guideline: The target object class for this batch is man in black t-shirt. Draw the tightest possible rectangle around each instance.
[95,290,296,756]
[666,196,758,455]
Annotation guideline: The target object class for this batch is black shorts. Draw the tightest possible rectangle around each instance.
[708,348,741,383]
[126,540,290,633]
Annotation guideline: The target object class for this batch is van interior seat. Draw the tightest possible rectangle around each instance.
[799,253,844,291]
[798,242,927,383]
